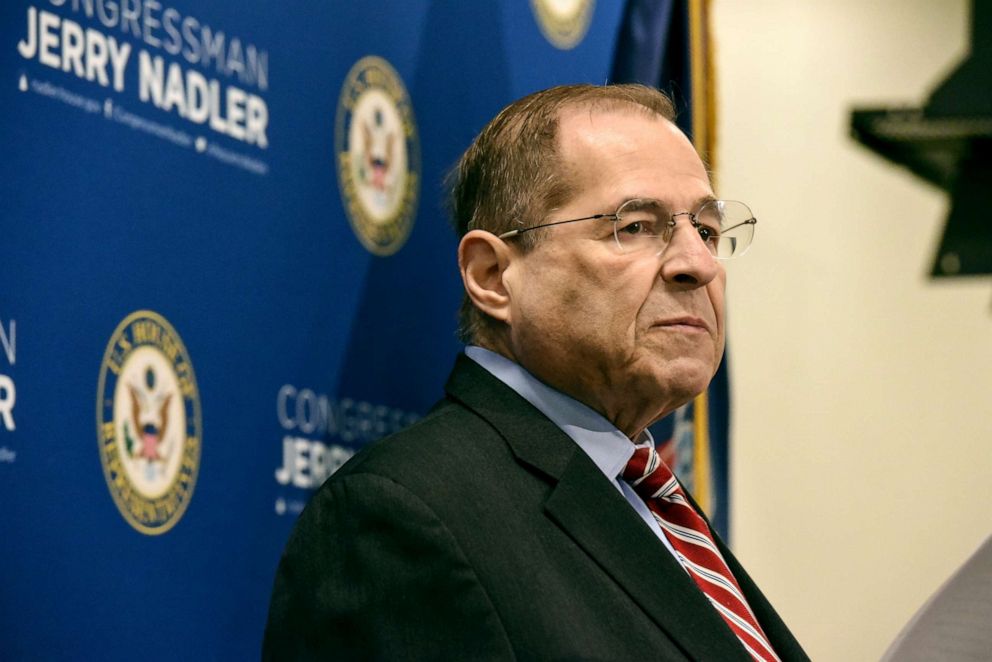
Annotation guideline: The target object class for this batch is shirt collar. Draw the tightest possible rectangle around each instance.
[464,346,654,481]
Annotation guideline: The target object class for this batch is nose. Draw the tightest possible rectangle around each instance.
[657,215,721,288]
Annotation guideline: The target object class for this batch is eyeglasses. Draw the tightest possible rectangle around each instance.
[497,198,757,259]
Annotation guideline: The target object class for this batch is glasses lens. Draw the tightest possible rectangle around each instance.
[612,199,668,254]
[696,200,755,258]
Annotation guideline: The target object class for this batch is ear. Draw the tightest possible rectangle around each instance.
[458,230,516,325]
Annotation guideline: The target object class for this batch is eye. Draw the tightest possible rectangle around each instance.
[694,205,724,244]
[615,207,662,236]
[696,225,718,241]
[619,220,646,235]
[613,199,666,252]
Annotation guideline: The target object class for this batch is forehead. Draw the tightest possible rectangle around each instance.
[555,107,710,205]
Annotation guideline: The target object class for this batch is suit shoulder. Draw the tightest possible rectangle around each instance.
[326,397,503,487]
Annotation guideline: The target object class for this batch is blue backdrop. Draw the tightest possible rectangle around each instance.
[0,1,725,658]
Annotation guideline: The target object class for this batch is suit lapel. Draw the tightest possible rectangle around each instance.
[715,533,810,661]
[446,355,751,660]
[546,452,753,660]
[680,488,809,661]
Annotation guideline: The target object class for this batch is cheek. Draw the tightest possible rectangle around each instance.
[512,264,579,340]
[708,272,727,322]
[708,280,727,360]
[517,252,647,346]
[560,285,582,307]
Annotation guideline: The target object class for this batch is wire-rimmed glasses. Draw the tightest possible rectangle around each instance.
[497,198,757,259]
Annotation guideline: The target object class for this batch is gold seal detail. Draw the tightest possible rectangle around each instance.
[531,0,595,50]
[335,56,420,256]
[96,310,201,535]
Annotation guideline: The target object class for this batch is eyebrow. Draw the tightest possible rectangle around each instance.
[691,194,719,209]
[613,194,719,213]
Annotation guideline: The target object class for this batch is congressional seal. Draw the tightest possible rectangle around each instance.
[96,310,201,535]
[335,55,420,256]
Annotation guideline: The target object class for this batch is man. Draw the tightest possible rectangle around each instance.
[264,84,808,660]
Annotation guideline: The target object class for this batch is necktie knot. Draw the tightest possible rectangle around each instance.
[622,446,681,503]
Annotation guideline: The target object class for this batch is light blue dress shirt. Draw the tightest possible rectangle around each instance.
[465,346,680,561]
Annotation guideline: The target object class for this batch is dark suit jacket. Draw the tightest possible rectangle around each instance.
[264,354,808,660]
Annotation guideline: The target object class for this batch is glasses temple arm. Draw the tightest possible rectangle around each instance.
[497,213,614,240]
[718,217,757,234]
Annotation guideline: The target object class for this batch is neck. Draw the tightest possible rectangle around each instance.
[474,337,668,440]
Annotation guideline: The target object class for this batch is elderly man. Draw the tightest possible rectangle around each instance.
[264,84,808,661]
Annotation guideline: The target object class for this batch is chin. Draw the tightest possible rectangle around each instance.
[648,360,716,405]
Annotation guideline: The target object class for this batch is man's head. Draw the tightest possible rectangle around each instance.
[452,84,727,438]
[449,84,678,343]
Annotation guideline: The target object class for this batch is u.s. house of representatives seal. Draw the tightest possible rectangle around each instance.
[335,55,420,256]
[96,310,201,535]
[531,0,595,49]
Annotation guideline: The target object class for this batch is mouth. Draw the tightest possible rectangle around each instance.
[652,316,711,333]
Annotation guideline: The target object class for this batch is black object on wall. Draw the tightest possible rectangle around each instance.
[851,0,992,277]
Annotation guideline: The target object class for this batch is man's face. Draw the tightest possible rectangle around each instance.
[501,108,726,438]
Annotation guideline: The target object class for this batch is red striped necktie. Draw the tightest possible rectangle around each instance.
[622,446,780,662]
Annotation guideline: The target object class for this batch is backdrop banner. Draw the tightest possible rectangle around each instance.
[0,1,725,657]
